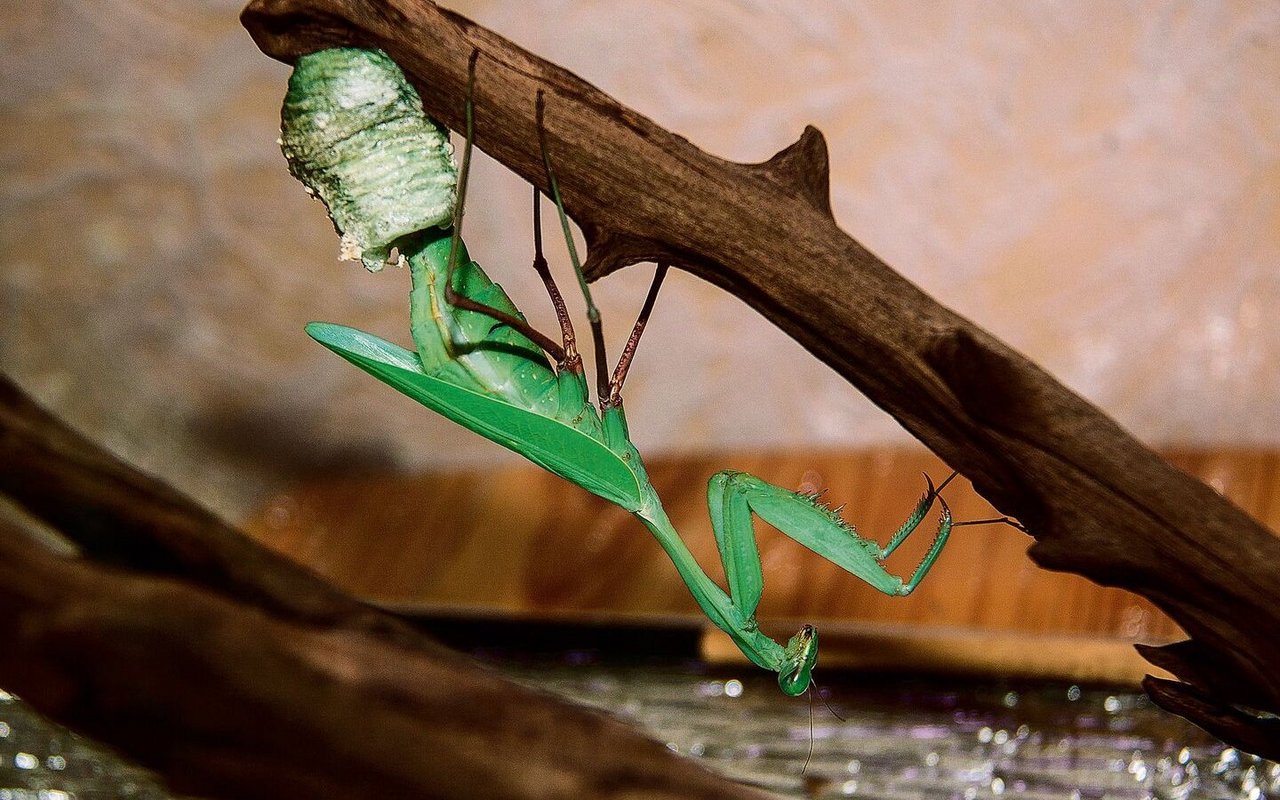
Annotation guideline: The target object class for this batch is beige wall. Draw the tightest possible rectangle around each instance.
[3,1,1278,519]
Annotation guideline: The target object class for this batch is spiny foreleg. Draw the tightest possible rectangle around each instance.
[709,471,952,599]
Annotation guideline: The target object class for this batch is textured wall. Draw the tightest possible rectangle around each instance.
[3,1,1278,519]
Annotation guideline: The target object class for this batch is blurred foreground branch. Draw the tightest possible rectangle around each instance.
[240,0,1280,756]
[0,375,770,800]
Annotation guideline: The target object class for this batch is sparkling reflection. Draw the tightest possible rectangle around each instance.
[0,663,1276,798]
[504,664,1278,799]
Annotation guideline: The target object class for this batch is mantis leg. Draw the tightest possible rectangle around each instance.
[440,51,570,364]
[536,90,610,400]
[665,471,952,696]
[877,473,949,562]
[708,471,952,600]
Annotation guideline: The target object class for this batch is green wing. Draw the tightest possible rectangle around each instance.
[306,322,644,512]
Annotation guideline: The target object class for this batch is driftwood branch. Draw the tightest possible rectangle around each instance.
[0,375,771,800]
[240,0,1280,755]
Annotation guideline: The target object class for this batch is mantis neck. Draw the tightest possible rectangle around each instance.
[631,470,787,673]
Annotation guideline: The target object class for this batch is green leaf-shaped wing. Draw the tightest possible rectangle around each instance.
[306,322,644,512]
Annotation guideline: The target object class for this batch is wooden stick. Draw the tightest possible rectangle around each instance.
[0,376,771,800]
[240,0,1280,755]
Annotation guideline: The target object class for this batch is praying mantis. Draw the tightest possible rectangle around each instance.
[281,47,1004,697]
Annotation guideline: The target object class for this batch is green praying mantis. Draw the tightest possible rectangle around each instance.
[281,47,1012,697]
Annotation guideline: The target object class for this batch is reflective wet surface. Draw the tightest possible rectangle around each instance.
[505,664,1276,799]
[0,690,169,799]
[1,664,1274,798]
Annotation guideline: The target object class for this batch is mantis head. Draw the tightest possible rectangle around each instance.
[777,624,819,696]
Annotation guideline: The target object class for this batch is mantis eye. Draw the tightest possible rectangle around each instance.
[777,624,818,696]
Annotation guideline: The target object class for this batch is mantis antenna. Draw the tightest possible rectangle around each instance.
[280,47,1023,698]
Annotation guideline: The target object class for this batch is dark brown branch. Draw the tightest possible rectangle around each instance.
[0,376,772,800]
[0,373,437,649]
[241,0,1280,755]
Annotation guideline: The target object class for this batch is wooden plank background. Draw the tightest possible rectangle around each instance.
[243,448,1280,683]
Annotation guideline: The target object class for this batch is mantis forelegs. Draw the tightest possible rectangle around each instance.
[711,472,951,599]
[699,472,951,694]
[636,470,952,696]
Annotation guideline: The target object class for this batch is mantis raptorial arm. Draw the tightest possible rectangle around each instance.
[634,472,953,693]
[281,48,994,696]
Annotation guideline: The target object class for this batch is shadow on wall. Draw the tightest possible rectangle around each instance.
[189,399,401,483]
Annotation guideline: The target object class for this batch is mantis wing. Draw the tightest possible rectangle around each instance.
[306,322,645,512]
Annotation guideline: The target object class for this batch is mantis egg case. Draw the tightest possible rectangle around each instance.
[279,48,458,272]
